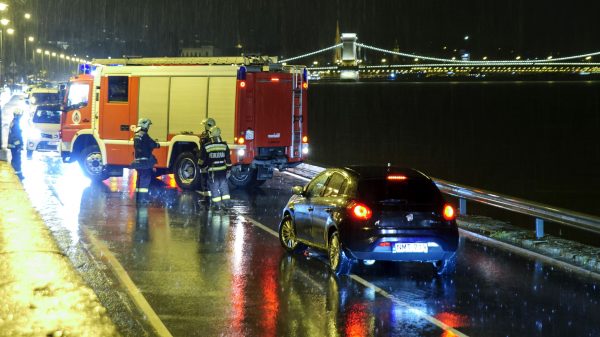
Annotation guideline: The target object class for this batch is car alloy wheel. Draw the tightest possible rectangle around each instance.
[279,216,304,252]
[328,231,352,275]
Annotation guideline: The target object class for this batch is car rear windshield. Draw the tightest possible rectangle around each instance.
[32,93,59,104]
[357,178,443,206]
[33,109,61,124]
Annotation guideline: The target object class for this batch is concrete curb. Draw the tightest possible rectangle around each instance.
[0,161,120,336]
[287,163,600,278]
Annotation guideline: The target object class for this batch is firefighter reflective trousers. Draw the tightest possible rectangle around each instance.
[209,171,230,204]
[136,168,152,203]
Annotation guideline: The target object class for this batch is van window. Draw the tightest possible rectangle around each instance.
[108,76,128,102]
[67,83,89,108]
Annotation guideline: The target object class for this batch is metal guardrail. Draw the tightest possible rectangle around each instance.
[434,178,600,238]
[289,164,600,239]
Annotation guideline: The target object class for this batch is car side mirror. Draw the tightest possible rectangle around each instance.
[292,186,304,196]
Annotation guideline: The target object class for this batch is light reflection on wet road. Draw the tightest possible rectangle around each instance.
[19,154,600,337]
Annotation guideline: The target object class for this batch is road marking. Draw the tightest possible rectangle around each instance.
[242,215,470,337]
[283,170,311,182]
[84,228,174,337]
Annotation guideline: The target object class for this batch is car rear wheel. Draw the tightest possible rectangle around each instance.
[79,145,108,182]
[174,151,200,190]
[279,216,306,253]
[328,231,352,275]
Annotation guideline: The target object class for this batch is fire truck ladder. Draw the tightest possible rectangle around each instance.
[290,71,304,159]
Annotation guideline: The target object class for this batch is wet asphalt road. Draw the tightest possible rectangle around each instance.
[17,153,600,337]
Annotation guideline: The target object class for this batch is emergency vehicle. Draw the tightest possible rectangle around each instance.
[60,56,308,189]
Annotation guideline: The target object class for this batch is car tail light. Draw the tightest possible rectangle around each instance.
[443,204,455,221]
[348,202,372,221]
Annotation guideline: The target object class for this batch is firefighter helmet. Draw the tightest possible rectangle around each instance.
[201,117,216,131]
[137,118,152,130]
[209,126,221,139]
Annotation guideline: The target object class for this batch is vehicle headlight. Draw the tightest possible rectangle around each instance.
[302,144,309,155]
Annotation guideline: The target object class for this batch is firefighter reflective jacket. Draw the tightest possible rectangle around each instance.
[7,116,23,150]
[198,137,231,172]
[132,129,159,169]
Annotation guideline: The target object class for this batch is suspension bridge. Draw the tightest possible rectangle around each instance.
[280,33,600,80]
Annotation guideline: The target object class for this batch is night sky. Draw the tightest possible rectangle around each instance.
[10,0,600,61]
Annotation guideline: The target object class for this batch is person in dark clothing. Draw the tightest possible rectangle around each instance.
[198,126,231,210]
[132,118,160,204]
[7,109,24,177]
[196,117,217,203]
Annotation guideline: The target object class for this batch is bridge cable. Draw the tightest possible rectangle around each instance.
[279,43,342,64]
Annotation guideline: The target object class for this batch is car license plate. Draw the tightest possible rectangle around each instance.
[393,243,428,253]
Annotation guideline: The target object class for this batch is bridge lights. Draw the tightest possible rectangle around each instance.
[515,56,521,60]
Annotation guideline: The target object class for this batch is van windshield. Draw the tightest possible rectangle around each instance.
[33,108,61,124]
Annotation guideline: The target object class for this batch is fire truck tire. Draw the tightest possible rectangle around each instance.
[228,167,266,188]
[79,145,108,182]
[174,151,201,190]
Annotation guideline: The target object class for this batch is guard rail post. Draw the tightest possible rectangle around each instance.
[536,218,545,239]
[459,198,467,215]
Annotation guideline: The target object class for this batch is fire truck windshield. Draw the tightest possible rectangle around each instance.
[66,83,90,109]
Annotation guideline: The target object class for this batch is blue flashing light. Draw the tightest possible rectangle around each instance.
[237,66,247,80]
[78,63,96,75]
[302,68,308,82]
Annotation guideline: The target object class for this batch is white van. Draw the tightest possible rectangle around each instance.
[26,104,62,158]
[28,87,60,115]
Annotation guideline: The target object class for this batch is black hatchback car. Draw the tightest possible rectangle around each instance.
[278,166,459,275]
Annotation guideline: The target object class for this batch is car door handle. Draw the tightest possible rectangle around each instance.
[324,208,333,213]
[120,124,130,131]
[308,207,314,212]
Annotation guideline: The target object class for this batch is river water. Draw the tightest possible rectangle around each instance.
[308,80,600,218]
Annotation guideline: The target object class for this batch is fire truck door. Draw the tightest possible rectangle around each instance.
[99,76,138,165]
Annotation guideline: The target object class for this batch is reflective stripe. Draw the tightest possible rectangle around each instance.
[221,195,231,200]
[136,188,149,193]
[196,190,211,197]
[205,144,227,152]
[212,196,222,202]
[208,166,227,172]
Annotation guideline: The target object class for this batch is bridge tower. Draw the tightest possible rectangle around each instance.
[340,33,358,66]
[339,33,359,80]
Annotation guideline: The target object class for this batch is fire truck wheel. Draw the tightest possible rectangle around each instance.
[174,151,201,190]
[79,145,108,182]
[228,167,258,188]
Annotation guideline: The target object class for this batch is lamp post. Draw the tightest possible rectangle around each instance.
[0,2,7,157]
[24,35,33,61]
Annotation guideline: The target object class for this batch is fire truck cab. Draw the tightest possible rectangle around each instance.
[60,57,308,189]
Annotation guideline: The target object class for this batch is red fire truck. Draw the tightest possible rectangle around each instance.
[60,56,308,188]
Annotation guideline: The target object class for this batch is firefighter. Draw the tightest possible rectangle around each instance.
[7,109,24,177]
[196,117,217,203]
[132,118,160,204]
[198,126,232,210]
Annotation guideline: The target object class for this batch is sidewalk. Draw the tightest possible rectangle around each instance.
[0,161,119,336]
[288,163,600,279]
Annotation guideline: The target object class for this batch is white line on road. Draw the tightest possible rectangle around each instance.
[242,215,470,337]
[84,228,174,337]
